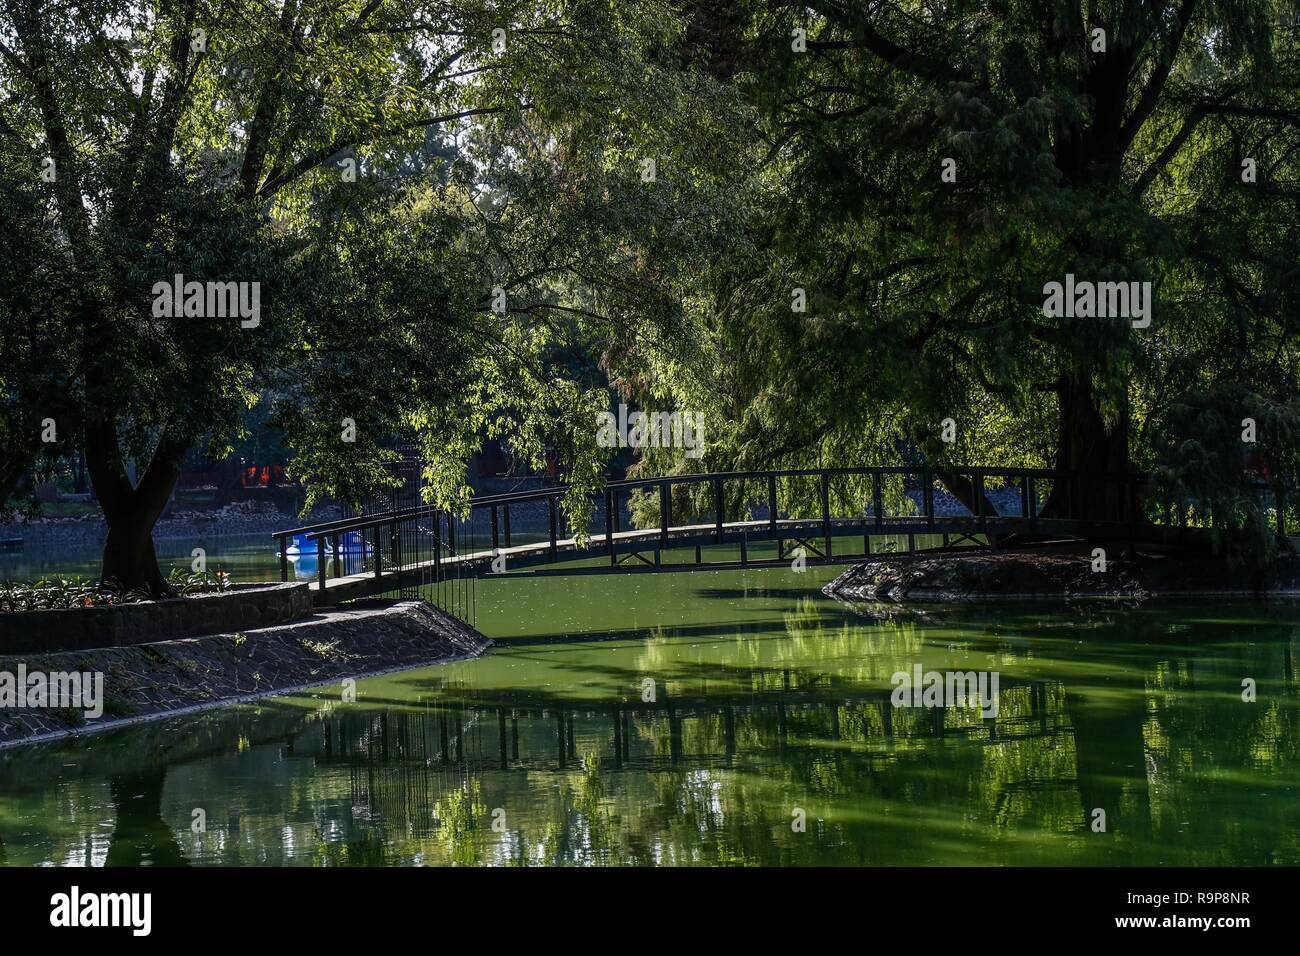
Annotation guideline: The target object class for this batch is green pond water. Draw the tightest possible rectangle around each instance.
[1,561,1298,866]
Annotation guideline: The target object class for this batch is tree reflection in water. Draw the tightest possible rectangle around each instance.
[1,601,1298,866]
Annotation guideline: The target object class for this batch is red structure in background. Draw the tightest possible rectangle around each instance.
[241,464,288,488]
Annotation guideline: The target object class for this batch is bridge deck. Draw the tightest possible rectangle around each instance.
[307,513,1084,605]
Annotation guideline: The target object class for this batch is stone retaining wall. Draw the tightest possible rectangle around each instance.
[0,599,491,747]
[0,583,313,654]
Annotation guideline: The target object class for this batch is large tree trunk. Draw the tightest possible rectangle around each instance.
[1042,373,1133,523]
[101,506,173,596]
[86,422,188,598]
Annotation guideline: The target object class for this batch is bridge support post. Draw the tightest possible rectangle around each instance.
[547,495,558,562]
[821,472,832,560]
[316,537,326,589]
[768,475,777,540]
[433,513,442,583]
[873,473,883,532]
[504,505,511,547]
[373,525,382,579]
[279,537,288,582]
[714,478,724,544]
[491,506,499,553]
[605,490,616,565]
[659,482,669,552]
[740,534,748,566]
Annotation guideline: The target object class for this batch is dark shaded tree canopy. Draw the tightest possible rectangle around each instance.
[2,0,1297,589]
[601,1,1300,550]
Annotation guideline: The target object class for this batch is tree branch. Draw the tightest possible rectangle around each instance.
[1118,0,1199,154]
[256,104,520,198]
[778,0,966,84]
[1132,104,1205,194]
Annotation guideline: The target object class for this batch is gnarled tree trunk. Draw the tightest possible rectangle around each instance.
[101,506,174,596]
[1041,372,1134,523]
[86,421,188,597]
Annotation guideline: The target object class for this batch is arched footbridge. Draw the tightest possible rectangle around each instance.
[271,466,1281,607]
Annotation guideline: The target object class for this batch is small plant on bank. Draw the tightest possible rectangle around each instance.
[0,576,122,611]
[164,567,233,596]
[0,568,233,612]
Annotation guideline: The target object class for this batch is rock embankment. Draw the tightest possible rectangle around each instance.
[824,545,1300,604]
[0,599,490,747]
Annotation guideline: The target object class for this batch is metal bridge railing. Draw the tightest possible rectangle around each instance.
[272,466,1290,610]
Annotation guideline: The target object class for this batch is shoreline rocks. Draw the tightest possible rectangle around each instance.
[824,545,1300,605]
[0,599,490,748]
